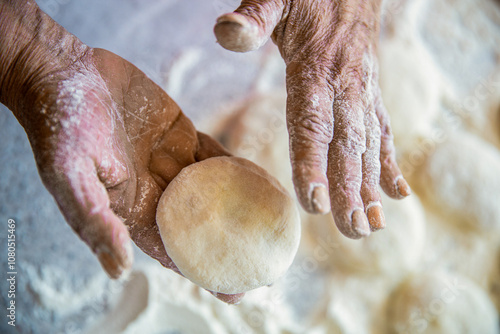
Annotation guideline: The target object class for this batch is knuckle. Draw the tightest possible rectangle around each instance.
[368,126,382,145]
[335,110,367,162]
[364,113,382,146]
[349,133,367,154]
[380,122,394,141]
[286,61,332,89]
[365,171,381,187]
[289,112,333,146]
[335,118,366,153]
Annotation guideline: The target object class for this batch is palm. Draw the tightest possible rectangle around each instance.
[91,48,201,269]
[31,48,240,302]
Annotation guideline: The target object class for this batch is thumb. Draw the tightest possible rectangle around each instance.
[214,0,285,52]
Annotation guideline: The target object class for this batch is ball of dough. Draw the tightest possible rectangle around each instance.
[386,271,499,334]
[156,156,301,294]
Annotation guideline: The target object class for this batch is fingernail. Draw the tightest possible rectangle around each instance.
[311,186,331,214]
[396,176,411,197]
[97,244,132,280]
[216,13,249,27]
[351,209,371,237]
[366,202,385,231]
[215,13,260,52]
[97,249,121,279]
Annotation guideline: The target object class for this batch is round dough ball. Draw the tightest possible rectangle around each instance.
[156,156,301,294]
[386,271,499,334]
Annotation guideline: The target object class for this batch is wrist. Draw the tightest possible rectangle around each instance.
[0,1,89,126]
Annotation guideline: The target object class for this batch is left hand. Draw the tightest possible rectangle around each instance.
[37,48,242,303]
[214,0,411,239]
[0,1,242,303]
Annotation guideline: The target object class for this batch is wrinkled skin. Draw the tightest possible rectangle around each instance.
[0,1,241,304]
[215,0,410,238]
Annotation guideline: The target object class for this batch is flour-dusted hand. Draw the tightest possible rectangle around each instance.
[0,1,241,304]
[214,0,411,239]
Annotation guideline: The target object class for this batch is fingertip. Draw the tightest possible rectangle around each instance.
[351,209,371,238]
[295,179,330,215]
[311,185,331,214]
[381,171,411,200]
[211,291,245,305]
[121,237,135,269]
[97,249,124,279]
[214,13,261,52]
[96,237,134,279]
[396,176,411,198]
[366,202,385,232]
[333,209,371,240]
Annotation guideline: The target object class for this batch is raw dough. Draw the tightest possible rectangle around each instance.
[385,271,499,334]
[378,9,454,154]
[212,91,294,193]
[412,132,500,233]
[156,156,301,294]
[304,192,426,277]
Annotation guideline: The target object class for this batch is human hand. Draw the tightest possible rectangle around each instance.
[0,2,241,304]
[214,0,411,239]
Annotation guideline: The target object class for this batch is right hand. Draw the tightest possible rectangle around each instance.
[214,0,411,239]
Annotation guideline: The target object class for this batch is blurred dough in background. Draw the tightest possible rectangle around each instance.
[1,0,500,333]
[386,272,498,334]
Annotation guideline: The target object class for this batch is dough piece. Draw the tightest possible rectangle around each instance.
[386,271,499,334]
[156,156,301,294]
[304,192,426,278]
[378,28,453,154]
[413,132,500,233]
